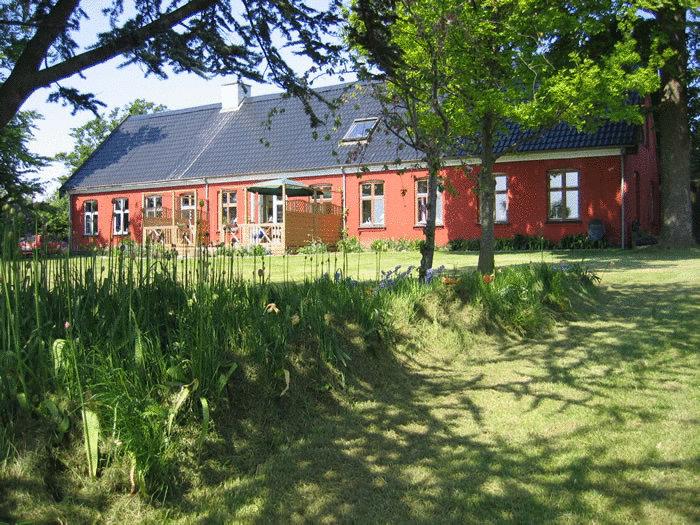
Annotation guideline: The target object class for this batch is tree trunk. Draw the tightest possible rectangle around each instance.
[419,153,440,281]
[656,6,695,246]
[478,114,496,274]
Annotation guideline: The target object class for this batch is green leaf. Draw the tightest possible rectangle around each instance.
[82,408,100,478]
[167,384,192,435]
[51,339,67,375]
[215,362,238,396]
[197,397,210,450]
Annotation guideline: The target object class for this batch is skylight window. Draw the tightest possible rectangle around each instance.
[341,118,378,143]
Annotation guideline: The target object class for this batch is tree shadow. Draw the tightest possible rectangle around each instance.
[174,276,699,523]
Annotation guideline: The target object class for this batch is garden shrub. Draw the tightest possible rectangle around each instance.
[336,235,363,253]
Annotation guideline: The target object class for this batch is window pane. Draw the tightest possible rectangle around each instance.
[322,186,332,199]
[549,191,564,218]
[114,214,122,233]
[343,118,378,141]
[417,196,427,223]
[93,213,98,234]
[495,193,508,222]
[550,173,563,189]
[362,200,372,224]
[374,183,384,196]
[565,190,579,218]
[436,191,443,225]
[124,211,129,231]
[417,180,427,194]
[373,196,385,225]
[566,171,579,187]
[361,183,371,196]
[495,175,507,192]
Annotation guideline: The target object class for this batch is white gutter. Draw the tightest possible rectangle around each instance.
[620,150,626,249]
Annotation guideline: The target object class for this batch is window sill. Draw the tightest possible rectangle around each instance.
[546,219,582,224]
[476,222,511,226]
[359,225,386,230]
[83,234,99,237]
[413,224,444,228]
[113,232,129,236]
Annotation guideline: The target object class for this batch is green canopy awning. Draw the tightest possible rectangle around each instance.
[247,178,316,197]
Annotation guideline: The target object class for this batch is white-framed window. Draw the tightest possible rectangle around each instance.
[416,179,443,226]
[113,198,129,235]
[261,194,284,223]
[479,174,509,224]
[180,193,196,222]
[311,184,332,201]
[548,170,580,220]
[361,181,384,227]
[83,200,98,236]
[145,195,163,218]
[341,118,378,143]
[221,190,237,226]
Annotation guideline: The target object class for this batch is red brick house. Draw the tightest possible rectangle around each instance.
[62,82,660,251]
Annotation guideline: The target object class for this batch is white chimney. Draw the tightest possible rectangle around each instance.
[220,81,250,112]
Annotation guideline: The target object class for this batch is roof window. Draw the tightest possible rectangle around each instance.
[341,118,378,143]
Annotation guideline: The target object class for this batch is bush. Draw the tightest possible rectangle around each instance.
[298,240,328,255]
[336,235,363,253]
[453,262,599,335]
[448,238,480,251]
[558,234,606,249]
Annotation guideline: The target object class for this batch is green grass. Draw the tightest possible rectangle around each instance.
[2,247,699,523]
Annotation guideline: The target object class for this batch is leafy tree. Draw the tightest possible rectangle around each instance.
[0,111,45,208]
[351,0,658,274]
[0,0,343,131]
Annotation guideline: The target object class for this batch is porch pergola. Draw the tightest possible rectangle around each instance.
[236,178,343,254]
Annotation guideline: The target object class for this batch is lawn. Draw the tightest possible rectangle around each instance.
[2,247,699,523]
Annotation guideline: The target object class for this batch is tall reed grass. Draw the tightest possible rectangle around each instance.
[1,220,596,496]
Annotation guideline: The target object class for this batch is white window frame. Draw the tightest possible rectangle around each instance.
[260,194,284,224]
[478,174,509,224]
[415,179,443,226]
[221,190,238,226]
[180,193,196,223]
[83,200,98,236]
[145,195,163,218]
[548,170,580,221]
[360,181,385,227]
[341,118,378,143]
[113,198,129,235]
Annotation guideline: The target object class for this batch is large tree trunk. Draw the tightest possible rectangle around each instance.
[419,153,440,281]
[478,114,496,274]
[656,6,695,246]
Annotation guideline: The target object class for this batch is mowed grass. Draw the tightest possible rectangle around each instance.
[2,247,699,524]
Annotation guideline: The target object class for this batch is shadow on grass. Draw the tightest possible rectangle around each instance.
[2,256,698,523]
[175,279,699,523]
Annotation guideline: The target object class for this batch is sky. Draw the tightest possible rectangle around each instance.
[21,1,349,199]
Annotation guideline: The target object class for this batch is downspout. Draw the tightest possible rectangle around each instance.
[342,169,347,231]
[620,150,626,249]
[204,178,210,246]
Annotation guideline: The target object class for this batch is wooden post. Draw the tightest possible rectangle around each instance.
[282,184,287,250]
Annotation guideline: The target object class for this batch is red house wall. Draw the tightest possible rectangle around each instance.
[345,154,625,246]
[71,150,660,250]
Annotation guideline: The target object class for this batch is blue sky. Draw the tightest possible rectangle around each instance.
[22,1,348,198]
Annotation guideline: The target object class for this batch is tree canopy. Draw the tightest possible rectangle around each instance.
[0,0,344,131]
[351,0,661,272]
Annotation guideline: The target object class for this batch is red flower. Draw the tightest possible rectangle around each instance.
[482,274,493,284]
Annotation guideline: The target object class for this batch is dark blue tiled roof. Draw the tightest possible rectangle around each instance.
[62,82,638,191]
